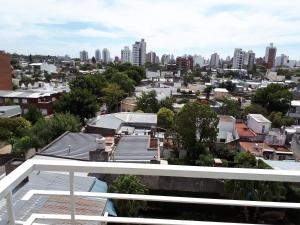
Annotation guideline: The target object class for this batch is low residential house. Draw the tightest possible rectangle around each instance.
[0,105,21,117]
[239,142,294,160]
[287,100,300,124]
[0,90,62,115]
[213,88,229,100]
[37,132,112,161]
[216,116,239,148]
[86,112,157,136]
[247,114,271,135]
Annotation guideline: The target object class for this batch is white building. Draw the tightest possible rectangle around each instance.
[247,114,271,134]
[275,54,289,67]
[243,50,255,71]
[146,51,156,64]
[79,50,89,61]
[213,88,229,100]
[288,100,300,124]
[193,55,205,67]
[102,48,110,64]
[95,49,101,61]
[161,54,171,65]
[29,62,57,74]
[232,48,245,69]
[132,39,146,66]
[121,46,131,64]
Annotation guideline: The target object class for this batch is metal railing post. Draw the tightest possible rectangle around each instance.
[6,191,15,225]
[69,171,75,225]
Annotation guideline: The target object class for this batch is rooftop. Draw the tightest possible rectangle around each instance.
[291,100,300,107]
[248,114,271,123]
[235,123,257,137]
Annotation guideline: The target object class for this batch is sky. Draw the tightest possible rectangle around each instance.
[0,0,300,60]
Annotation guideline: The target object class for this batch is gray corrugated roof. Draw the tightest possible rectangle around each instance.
[114,135,157,162]
[90,114,123,130]
[0,171,105,225]
[40,132,105,160]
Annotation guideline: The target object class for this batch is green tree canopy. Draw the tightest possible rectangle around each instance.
[157,107,175,129]
[54,88,99,122]
[252,84,292,114]
[0,117,31,141]
[102,83,126,112]
[23,105,43,124]
[220,98,241,118]
[242,104,268,118]
[175,102,219,149]
[136,91,159,113]
[109,175,148,217]
[269,111,295,128]
[110,72,135,95]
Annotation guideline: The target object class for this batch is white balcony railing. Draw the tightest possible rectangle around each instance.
[1,159,300,225]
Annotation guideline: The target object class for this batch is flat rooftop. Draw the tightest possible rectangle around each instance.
[248,114,271,123]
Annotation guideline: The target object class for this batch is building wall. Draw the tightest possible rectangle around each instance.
[247,116,271,134]
[0,52,13,90]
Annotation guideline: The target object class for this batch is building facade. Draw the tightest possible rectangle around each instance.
[121,46,131,64]
[95,49,101,61]
[79,50,89,62]
[132,39,146,66]
[146,52,157,64]
[210,53,220,69]
[102,48,110,64]
[0,51,13,90]
[265,43,277,69]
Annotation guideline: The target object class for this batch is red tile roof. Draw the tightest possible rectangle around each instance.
[236,123,257,137]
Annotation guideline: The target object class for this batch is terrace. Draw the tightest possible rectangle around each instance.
[1,159,300,225]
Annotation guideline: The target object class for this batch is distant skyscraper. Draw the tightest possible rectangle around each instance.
[132,39,146,66]
[176,56,193,72]
[193,55,205,67]
[265,43,277,69]
[232,48,245,69]
[0,51,13,90]
[155,56,160,64]
[79,50,89,61]
[210,53,220,68]
[275,54,289,67]
[161,54,171,65]
[102,48,110,64]
[244,50,255,71]
[146,51,156,64]
[95,49,101,61]
[121,46,131,64]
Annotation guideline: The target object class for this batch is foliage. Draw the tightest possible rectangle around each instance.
[183,73,194,86]
[252,84,292,114]
[11,136,32,157]
[204,86,212,100]
[102,83,126,112]
[109,175,148,217]
[195,153,214,166]
[174,102,219,149]
[0,117,31,140]
[110,72,135,95]
[219,81,236,93]
[54,88,99,122]
[242,104,268,118]
[23,105,43,124]
[157,107,175,129]
[136,91,159,113]
[144,62,160,72]
[269,111,295,128]
[70,74,107,97]
[220,98,241,118]
[159,97,175,110]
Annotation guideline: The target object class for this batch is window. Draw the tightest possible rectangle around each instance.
[41,108,48,116]
[13,98,19,103]
[22,98,28,104]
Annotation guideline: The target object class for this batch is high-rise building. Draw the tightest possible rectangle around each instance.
[0,51,13,90]
[79,50,89,61]
[210,53,220,68]
[132,39,146,66]
[95,49,101,61]
[155,56,160,64]
[243,50,255,71]
[161,54,171,65]
[265,43,277,69]
[146,51,156,64]
[193,55,205,67]
[121,46,131,64]
[232,48,245,69]
[275,54,289,67]
[102,48,110,64]
[176,56,193,72]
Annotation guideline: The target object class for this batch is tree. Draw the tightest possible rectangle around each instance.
[70,74,107,97]
[175,102,219,149]
[219,81,236,93]
[23,106,43,124]
[0,117,31,141]
[159,97,175,110]
[109,175,148,217]
[220,98,241,118]
[242,104,268,118]
[11,136,32,158]
[54,88,99,122]
[269,111,295,128]
[204,86,212,100]
[91,56,96,64]
[157,107,174,129]
[102,83,125,112]
[110,72,135,95]
[136,91,159,113]
[252,84,292,114]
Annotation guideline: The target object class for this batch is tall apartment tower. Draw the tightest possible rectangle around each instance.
[232,48,245,69]
[243,50,256,71]
[132,39,146,66]
[95,49,101,61]
[102,48,110,64]
[146,51,156,64]
[121,46,131,64]
[210,53,220,68]
[79,50,89,61]
[0,51,13,90]
[265,43,277,69]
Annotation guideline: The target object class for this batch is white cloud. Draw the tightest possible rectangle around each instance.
[0,0,299,59]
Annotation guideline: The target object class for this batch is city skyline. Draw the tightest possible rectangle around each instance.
[1,0,300,59]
